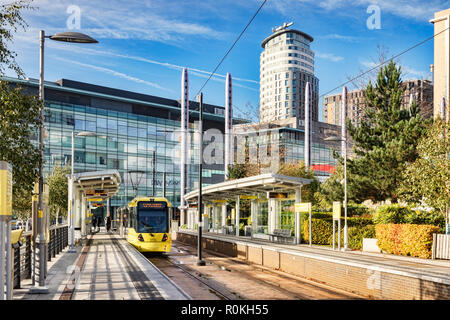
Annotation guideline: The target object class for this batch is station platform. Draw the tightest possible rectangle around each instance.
[176,230,450,300]
[13,230,191,300]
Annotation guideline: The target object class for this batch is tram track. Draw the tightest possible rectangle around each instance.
[144,241,364,300]
[144,248,238,300]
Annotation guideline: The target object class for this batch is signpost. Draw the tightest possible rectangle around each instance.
[295,202,311,246]
[332,201,341,250]
[0,161,13,299]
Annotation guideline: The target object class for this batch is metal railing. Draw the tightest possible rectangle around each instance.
[12,224,68,289]
[432,233,450,260]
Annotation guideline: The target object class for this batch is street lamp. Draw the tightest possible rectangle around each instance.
[196,93,206,266]
[34,30,98,293]
[325,135,348,250]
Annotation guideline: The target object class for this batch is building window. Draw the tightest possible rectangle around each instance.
[286,72,289,78]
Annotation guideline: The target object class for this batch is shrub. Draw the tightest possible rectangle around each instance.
[347,225,376,250]
[375,224,440,258]
[302,216,373,246]
[303,218,333,245]
[405,210,446,232]
[373,204,413,224]
[373,205,445,232]
[347,204,373,217]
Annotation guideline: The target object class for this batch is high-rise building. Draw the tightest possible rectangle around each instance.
[322,79,434,126]
[259,23,319,124]
[430,8,450,120]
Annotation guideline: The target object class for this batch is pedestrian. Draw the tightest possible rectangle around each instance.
[106,215,111,232]
[92,216,97,230]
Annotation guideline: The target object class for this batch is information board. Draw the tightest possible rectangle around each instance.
[295,202,311,213]
[333,201,341,220]
[0,161,12,216]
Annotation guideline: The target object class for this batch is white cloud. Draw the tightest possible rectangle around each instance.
[360,60,430,79]
[319,33,365,42]
[53,56,173,92]
[42,41,259,87]
[262,0,446,22]
[22,0,228,43]
[316,52,344,62]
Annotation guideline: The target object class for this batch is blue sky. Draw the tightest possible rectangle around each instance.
[6,0,450,122]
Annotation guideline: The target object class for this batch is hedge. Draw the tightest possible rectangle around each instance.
[302,216,374,248]
[373,204,445,232]
[375,224,440,259]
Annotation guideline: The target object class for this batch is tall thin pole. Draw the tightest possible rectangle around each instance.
[197,93,205,266]
[225,73,233,179]
[180,68,189,225]
[31,30,48,292]
[69,131,75,252]
[342,86,348,250]
[152,150,156,196]
[304,82,311,169]
[162,172,166,198]
[442,98,449,234]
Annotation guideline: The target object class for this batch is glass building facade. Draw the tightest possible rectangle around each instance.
[5,77,239,216]
[233,125,341,182]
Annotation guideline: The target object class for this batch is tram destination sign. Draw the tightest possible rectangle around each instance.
[86,189,108,197]
[139,202,167,209]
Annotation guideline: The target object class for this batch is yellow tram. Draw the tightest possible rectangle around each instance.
[125,197,172,253]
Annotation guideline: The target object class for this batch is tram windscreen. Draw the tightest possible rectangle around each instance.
[137,202,168,233]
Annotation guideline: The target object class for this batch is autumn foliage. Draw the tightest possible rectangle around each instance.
[375,224,439,259]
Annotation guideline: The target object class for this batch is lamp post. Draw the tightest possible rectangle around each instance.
[33,30,98,293]
[196,93,206,266]
[325,135,348,250]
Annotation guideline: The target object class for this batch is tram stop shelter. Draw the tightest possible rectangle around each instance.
[183,173,312,244]
[69,170,121,240]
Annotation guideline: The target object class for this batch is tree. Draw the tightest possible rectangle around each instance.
[0,0,41,219]
[277,160,319,203]
[0,0,34,77]
[48,166,70,222]
[0,81,42,214]
[399,119,449,222]
[346,61,428,203]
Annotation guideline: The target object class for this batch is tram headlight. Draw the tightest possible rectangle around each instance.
[162,233,168,242]
[138,234,144,242]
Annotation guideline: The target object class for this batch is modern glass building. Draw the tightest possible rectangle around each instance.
[260,24,319,124]
[233,119,343,182]
[4,77,246,216]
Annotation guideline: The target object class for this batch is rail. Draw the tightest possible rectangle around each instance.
[12,224,69,289]
[432,233,450,260]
